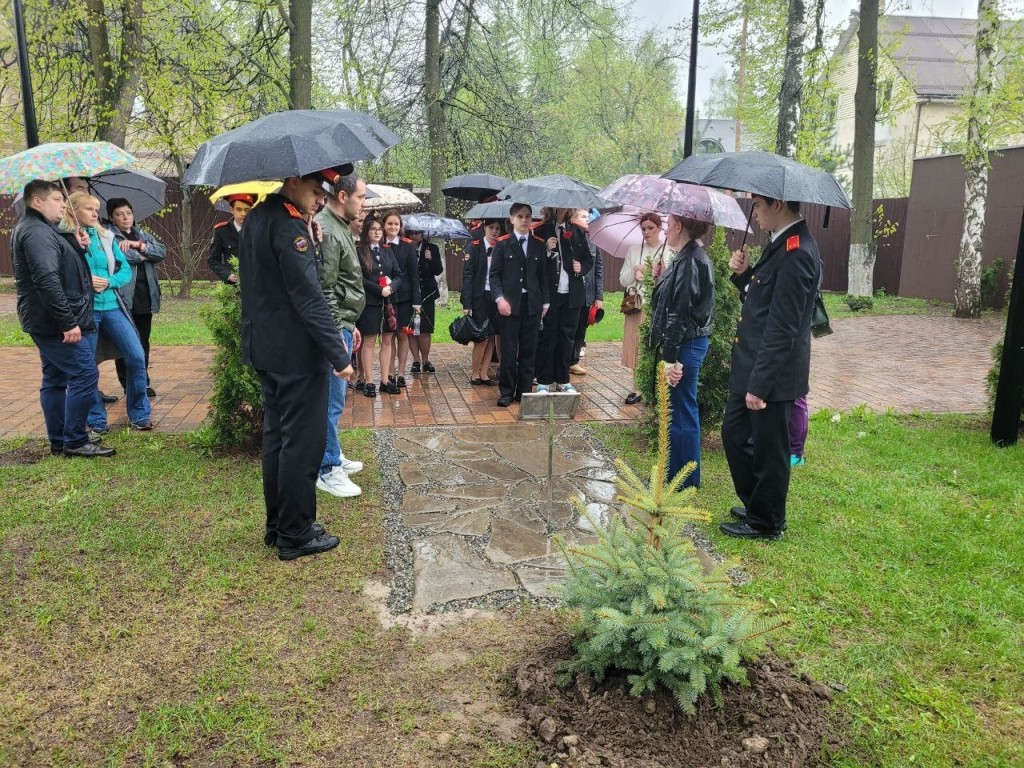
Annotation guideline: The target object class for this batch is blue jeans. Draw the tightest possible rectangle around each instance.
[320,328,352,475]
[88,309,151,428]
[668,336,709,488]
[31,331,99,450]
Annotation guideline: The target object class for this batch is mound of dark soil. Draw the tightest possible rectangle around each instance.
[514,638,845,768]
[0,441,47,466]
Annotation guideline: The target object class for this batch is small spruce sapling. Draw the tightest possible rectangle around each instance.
[556,365,784,713]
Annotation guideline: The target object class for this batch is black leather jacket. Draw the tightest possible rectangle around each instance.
[649,240,715,362]
[12,209,95,337]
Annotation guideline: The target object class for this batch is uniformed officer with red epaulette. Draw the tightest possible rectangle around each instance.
[720,195,821,542]
[487,203,550,407]
[239,172,354,561]
[208,193,255,284]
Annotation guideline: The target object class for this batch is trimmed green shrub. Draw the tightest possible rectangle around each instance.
[198,268,264,450]
[845,294,874,312]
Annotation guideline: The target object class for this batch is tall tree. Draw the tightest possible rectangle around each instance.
[84,0,144,145]
[955,0,1001,318]
[848,1,879,299]
[425,0,444,214]
[289,0,312,108]
[775,0,806,157]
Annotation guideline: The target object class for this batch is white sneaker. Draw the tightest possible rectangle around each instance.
[339,454,363,475]
[316,467,362,497]
[559,383,579,394]
[535,384,551,393]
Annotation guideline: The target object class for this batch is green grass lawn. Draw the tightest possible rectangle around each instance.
[595,411,1024,768]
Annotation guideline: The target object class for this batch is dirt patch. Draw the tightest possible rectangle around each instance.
[514,637,845,768]
[0,441,47,466]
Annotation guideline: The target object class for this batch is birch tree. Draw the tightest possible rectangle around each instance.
[775,0,806,157]
[848,0,879,299]
[955,0,1001,319]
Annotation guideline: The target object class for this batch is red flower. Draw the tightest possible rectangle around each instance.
[401,325,415,336]
[378,276,389,287]
[562,230,572,240]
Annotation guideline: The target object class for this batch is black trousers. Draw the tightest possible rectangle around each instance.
[571,303,591,364]
[536,293,581,385]
[257,368,329,548]
[116,311,152,388]
[722,392,793,533]
[497,308,540,399]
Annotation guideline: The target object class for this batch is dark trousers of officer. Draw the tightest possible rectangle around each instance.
[722,392,793,533]
[571,302,591,365]
[257,368,329,548]
[536,292,580,385]
[497,308,540,399]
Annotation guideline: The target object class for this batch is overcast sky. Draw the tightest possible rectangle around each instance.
[628,0,1003,106]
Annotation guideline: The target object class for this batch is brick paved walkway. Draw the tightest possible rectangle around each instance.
[0,315,1004,438]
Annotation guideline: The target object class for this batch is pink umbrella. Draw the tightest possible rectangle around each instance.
[589,209,666,259]
[599,174,750,232]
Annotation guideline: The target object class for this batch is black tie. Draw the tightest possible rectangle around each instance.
[373,246,380,257]
[518,236,526,249]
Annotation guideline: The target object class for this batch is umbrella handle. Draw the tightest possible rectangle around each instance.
[739,205,754,250]
[59,179,83,231]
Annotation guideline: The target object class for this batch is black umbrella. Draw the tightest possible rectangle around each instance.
[402,213,471,240]
[442,173,511,202]
[182,109,400,187]
[663,151,851,209]
[498,174,613,211]
[463,200,514,220]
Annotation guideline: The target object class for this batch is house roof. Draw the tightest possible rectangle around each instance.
[881,16,976,99]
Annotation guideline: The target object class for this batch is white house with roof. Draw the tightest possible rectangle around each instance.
[829,14,1023,196]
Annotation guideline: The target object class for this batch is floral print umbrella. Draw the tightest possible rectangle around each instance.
[599,174,751,232]
[0,141,136,194]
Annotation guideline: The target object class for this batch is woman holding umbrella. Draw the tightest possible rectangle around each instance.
[649,214,715,489]
[107,197,166,398]
[63,191,153,431]
[381,209,419,388]
[404,227,444,375]
[356,217,403,397]
[619,212,672,405]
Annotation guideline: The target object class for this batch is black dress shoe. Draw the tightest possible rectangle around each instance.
[265,522,324,547]
[64,442,116,458]
[411,361,421,374]
[471,377,485,385]
[381,380,400,395]
[51,434,103,455]
[100,390,119,404]
[719,521,782,541]
[625,392,642,405]
[423,361,436,373]
[497,395,513,407]
[355,380,366,391]
[363,383,377,397]
[278,532,341,561]
[146,386,156,398]
[396,375,407,388]
[730,506,787,531]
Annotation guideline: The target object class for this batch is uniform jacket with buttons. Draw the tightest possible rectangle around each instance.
[238,194,350,374]
[488,232,550,316]
[389,237,421,306]
[729,218,820,401]
[208,220,240,283]
[416,241,443,303]
[462,237,496,308]
[532,220,594,309]
[359,242,403,307]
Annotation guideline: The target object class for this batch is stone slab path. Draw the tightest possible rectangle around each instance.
[0,315,1005,438]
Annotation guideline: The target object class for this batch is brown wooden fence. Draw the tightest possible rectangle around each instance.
[2,183,909,297]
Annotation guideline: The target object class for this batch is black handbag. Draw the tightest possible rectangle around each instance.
[448,314,489,345]
[811,291,832,338]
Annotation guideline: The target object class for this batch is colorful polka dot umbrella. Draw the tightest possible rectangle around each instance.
[0,141,137,194]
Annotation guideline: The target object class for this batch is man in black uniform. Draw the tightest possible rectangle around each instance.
[208,193,254,284]
[239,173,354,561]
[488,203,549,407]
[720,196,820,541]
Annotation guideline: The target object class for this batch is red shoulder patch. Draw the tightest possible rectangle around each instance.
[283,202,303,220]
[529,221,543,230]
[530,234,545,242]
[786,235,800,252]
[213,221,229,229]
[497,234,512,242]
[400,236,413,243]
[470,239,481,245]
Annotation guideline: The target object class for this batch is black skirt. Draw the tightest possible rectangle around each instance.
[419,300,437,334]
[395,300,414,331]
[470,291,498,337]
[357,303,384,336]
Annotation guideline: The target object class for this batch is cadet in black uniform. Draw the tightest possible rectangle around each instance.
[208,193,254,284]
[488,203,550,407]
[239,175,353,561]
[720,196,820,541]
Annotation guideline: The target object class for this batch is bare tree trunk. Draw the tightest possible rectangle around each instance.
[955,0,1000,318]
[169,160,198,299]
[289,0,312,109]
[425,0,448,303]
[849,0,879,298]
[776,0,806,158]
[85,0,143,145]
[735,1,748,150]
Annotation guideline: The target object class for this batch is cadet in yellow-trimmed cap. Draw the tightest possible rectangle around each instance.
[238,167,355,562]
[207,193,255,284]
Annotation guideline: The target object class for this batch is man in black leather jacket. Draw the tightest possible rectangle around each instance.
[720,197,820,541]
[12,180,113,458]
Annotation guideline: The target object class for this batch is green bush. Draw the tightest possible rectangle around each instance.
[845,294,874,312]
[556,371,781,714]
[980,259,1004,309]
[198,269,264,450]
